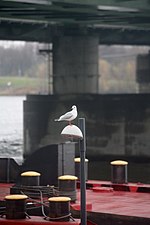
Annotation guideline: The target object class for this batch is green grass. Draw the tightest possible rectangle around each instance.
[0,76,40,87]
[0,76,48,95]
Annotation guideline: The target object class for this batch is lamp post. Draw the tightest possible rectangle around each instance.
[78,118,87,225]
[61,118,87,225]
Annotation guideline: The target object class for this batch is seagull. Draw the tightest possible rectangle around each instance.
[54,105,77,125]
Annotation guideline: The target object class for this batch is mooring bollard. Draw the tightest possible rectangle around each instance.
[58,175,78,202]
[5,194,28,219]
[21,171,41,186]
[48,196,71,221]
[74,157,88,181]
[110,160,128,184]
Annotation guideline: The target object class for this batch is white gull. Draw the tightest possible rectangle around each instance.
[54,105,77,124]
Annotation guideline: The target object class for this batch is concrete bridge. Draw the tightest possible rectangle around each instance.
[0,1,150,159]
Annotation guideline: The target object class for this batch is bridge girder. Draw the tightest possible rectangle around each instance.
[0,0,150,45]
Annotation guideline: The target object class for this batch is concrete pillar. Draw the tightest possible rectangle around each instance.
[136,51,150,93]
[53,35,99,94]
[23,94,150,159]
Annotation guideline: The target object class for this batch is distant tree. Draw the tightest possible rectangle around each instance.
[0,42,45,77]
[98,45,150,93]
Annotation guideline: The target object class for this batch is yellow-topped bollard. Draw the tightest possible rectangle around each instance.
[48,196,71,221]
[74,157,89,181]
[5,194,28,219]
[58,175,78,202]
[110,160,128,184]
[21,171,41,186]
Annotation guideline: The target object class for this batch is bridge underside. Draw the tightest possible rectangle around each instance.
[0,0,150,45]
[0,21,150,46]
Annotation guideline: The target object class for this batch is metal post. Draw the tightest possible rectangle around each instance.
[47,50,51,94]
[38,43,53,95]
[78,118,87,225]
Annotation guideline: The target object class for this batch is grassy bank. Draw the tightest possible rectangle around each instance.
[0,76,48,95]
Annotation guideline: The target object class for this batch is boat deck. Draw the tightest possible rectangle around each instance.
[0,216,80,225]
[0,181,150,225]
[72,180,150,225]
[0,183,81,225]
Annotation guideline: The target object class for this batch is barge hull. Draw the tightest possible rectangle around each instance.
[0,216,80,225]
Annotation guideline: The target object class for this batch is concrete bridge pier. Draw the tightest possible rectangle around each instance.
[53,35,99,94]
[136,51,150,93]
[23,93,150,160]
[24,34,100,158]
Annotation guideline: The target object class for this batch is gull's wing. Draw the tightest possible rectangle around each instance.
[60,111,73,120]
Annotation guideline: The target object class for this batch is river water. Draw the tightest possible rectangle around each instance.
[0,96,149,183]
[0,96,25,163]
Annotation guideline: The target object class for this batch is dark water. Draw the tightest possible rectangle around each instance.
[0,96,149,183]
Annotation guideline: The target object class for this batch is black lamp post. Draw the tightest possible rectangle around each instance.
[61,118,87,225]
[78,118,87,225]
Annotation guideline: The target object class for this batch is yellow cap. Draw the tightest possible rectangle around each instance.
[48,196,71,202]
[74,157,89,162]
[5,194,28,200]
[58,175,78,180]
[21,171,41,177]
[110,160,128,166]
